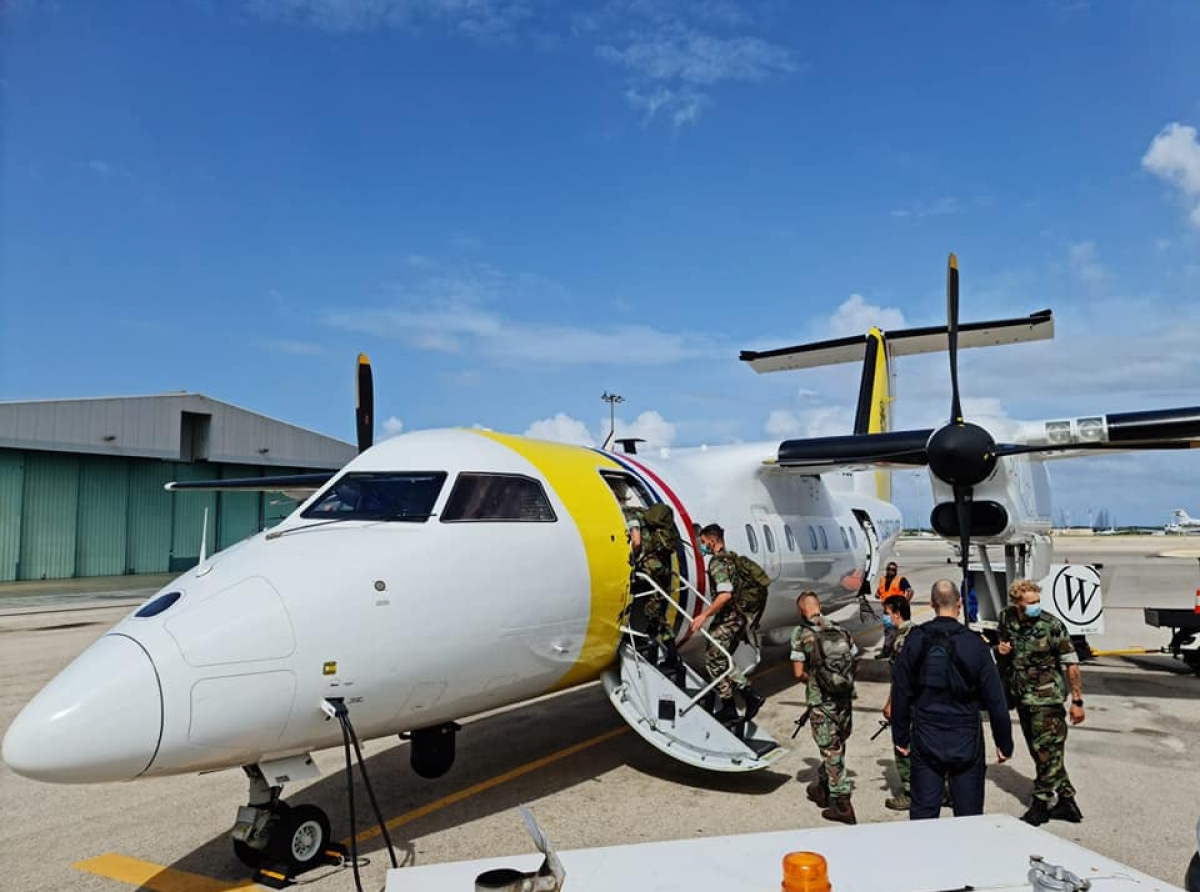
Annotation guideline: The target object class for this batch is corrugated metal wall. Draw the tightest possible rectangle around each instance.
[19,453,80,580]
[126,461,176,574]
[76,457,130,577]
[0,452,322,581]
[0,451,24,582]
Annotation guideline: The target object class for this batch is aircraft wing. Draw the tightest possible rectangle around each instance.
[164,472,334,494]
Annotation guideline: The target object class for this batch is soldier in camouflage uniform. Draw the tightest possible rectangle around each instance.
[689,524,765,725]
[880,594,915,810]
[997,579,1086,826]
[626,508,675,662]
[791,591,858,825]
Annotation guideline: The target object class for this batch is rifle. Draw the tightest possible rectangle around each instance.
[791,706,813,739]
[870,719,890,741]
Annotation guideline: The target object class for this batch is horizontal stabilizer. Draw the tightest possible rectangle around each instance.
[164,472,334,494]
[742,310,1053,374]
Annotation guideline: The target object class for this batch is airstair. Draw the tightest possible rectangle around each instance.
[601,573,786,773]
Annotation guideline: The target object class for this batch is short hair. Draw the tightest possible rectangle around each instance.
[930,579,960,612]
[885,561,898,571]
[699,523,725,539]
[883,595,910,621]
[797,590,820,609]
[1008,579,1041,603]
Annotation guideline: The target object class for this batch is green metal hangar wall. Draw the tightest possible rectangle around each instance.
[0,394,357,582]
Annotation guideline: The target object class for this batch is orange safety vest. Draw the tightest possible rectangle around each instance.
[877,575,907,598]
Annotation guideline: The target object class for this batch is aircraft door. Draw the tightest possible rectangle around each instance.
[851,509,880,596]
[750,505,783,581]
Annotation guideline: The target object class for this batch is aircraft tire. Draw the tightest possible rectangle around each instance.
[266,803,330,871]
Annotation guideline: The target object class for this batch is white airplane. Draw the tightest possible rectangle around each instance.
[1166,509,1200,534]
[5,256,1200,879]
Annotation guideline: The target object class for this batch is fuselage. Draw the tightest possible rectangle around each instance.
[1,428,900,785]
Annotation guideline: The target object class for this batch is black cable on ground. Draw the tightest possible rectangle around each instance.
[335,710,366,892]
[344,717,400,869]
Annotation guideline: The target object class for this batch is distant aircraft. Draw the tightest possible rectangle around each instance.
[5,255,1200,880]
[1166,509,1200,534]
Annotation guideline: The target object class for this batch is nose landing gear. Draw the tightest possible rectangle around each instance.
[232,765,346,888]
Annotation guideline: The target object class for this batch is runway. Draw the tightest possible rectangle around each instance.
[2,537,1198,892]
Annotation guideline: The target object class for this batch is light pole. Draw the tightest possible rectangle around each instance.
[601,391,624,448]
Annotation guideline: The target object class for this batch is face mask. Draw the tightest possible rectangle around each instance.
[699,544,712,556]
[1024,604,1042,619]
[882,614,894,628]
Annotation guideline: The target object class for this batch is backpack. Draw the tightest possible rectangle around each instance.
[811,623,856,697]
[731,553,770,624]
[917,625,976,697]
[636,503,681,562]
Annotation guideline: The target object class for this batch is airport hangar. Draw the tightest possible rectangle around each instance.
[0,394,356,582]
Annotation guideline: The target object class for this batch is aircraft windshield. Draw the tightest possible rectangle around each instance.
[301,472,447,522]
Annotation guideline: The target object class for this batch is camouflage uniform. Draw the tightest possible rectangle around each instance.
[703,553,747,699]
[627,511,674,645]
[998,606,1080,804]
[889,619,915,795]
[791,616,857,796]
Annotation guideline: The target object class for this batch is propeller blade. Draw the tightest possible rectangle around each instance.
[952,483,973,618]
[947,253,963,425]
[356,353,374,454]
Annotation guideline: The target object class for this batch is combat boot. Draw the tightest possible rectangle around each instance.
[821,796,857,825]
[1021,798,1051,826]
[884,792,911,811]
[1048,796,1083,823]
[740,686,765,723]
[805,780,829,808]
[712,697,740,725]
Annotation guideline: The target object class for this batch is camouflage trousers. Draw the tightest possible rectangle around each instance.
[895,749,911,795]
[635,561,674,644]
[1017,703,1075,803]
[811,701,854,797]
[704,611,748,699]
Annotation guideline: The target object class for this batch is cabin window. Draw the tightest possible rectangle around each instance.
[763,524,776,553]
[807,525,819,551]
[745,523,759,553]
[840,526,849,549]
[848,526,858,548]
[819,526,829,550]
[784,524,797,552]
[441,473,556,522]
[302,472,447,522]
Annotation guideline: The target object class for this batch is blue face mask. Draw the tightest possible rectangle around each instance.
[1024,604,1042,619]
[699,544,712,556]
[881,614,894,628]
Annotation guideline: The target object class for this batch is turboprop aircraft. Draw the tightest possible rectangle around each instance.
[1166,508,1200,534]
[5,255,1200,879]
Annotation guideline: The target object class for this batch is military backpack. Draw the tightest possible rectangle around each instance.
[635,503,681,563]
[811,623,856,697]
[730,552,770,625]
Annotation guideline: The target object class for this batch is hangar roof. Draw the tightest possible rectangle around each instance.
[0,393,356,469]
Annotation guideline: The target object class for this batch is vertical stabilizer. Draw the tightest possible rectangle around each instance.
[853,327,894,502]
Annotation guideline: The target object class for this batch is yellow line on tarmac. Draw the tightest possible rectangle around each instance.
[1090,647,1159,656]
[73,853,260,892]
[349,724,631,844]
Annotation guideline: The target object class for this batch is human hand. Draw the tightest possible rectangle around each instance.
[997,640,1013,656]
[689,616,705,636]
[1069,703,1085,725]
[895,745,909,757]
[882,701,892,721]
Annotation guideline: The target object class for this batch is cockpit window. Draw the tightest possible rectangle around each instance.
[301,472,447,522]
[440,473,556,522]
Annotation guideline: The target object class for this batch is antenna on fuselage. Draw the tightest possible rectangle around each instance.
[613,437,645,455]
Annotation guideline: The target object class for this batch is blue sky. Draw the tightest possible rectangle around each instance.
[3,0,1200,526]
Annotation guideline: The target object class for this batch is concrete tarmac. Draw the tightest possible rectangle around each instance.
[1,537,1197,892]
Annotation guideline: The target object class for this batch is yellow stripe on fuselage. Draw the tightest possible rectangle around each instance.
[866,326,894,503]
[473,432,630,690]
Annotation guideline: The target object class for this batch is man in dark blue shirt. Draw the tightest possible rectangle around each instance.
[891,579,1014,819]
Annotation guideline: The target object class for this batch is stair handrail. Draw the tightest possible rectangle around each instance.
[627,570,736,716]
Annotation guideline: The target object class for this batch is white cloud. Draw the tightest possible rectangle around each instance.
[525,413,596,446]
[597,25,795,86]
[611,409,676,451]
[247,0,533,41]
[1142,121,1200,230]
[381,416,405,438]
[889,196,961,220]
[825,294,907,338]
[326,260,715,366]
[1067,240,1108,289]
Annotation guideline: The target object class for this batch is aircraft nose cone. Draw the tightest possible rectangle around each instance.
[2,634,162,783]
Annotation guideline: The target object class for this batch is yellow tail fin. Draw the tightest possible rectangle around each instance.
[853,327,894,501]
